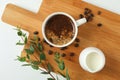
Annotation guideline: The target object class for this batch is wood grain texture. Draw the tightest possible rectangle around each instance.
[2,0,120,80]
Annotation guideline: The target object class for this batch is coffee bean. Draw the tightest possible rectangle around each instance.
[98,11,102,15]
[48,50,53,55]
[43,39,47,43]
[79,14,84,18]
[74,43,79,47]
[97,23,102,27]
[84,8,89,11]
[86,16,93,22]
[90,13,94,17]
[33,31,39,35]
[61,53,66,57]
[70,52,75,56]
[84,11,88,15]
[38,37,40,41]
[75,38,80,42]
[60,47,67,50]
[49,45,53,47]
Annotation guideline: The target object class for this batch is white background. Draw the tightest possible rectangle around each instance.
[0,0,120,80]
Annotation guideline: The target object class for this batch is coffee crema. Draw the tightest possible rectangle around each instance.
[45,14,75,45]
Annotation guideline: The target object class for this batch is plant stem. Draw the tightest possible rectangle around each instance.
[21,36,24,42]
[49,73,56,80]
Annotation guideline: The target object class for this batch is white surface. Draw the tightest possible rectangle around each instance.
[0,0,120,80]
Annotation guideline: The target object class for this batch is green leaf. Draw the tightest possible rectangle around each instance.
[25,49,33,54]
[22,64,31,66]
[17,56,26,62]
[29,45,34,53]
[25,45,34,54]
[41,71,49,74]
[54,52,60,59]
[54,58,60,64]
[16,40,24,45]
[57,71,66,78]
[22,33,26,37]
[47,63,53,72]
[24,37,27,44]
[47,78,54,80]
[38,43,42,51]
[33,35,38,41]
[26,54,30,59]
[40,53,46,60]
[16,42,25,45]
[66,69,70,80]
[31,61,40,65]
[58,60,65,70]
[31,65,39,70]
[17,31,22,36]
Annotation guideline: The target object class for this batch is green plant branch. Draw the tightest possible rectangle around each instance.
[15,27,70,80]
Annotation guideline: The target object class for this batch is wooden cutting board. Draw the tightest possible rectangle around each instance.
[2,0,120,80]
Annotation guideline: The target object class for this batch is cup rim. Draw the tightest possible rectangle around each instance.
[79,47,105,73]
[42,12,78,47]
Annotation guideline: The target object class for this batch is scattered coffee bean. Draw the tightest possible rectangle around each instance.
[84,8,89,11]
[83,8,94,22]
[48,50,53,55]
[38,37,40,41]
[70,52,75,56]
[33,31,39,35]
[60,47,67,50]
[75,38,80,42]
[98,11,102,15]
[79,14,84,18]
[84,11,88,15]
[97,23,102,27]
[43,39,49,44]
[90,13,94,17]
[61,53,66,57]
[43,39,46,43]
[86,16,93,22]
[74,43,79,47]
[49,45,53,47]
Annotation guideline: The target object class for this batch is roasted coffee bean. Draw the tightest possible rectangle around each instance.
[97,23,102,27]
[60,47,67,50]
[33,31,39,35]
[43,39,47,43]
[49,45,53,47]
[61,53,66,57]
[90,13,94,17]
[70,52,75,56]
[86,16,93,22]
[38,37,40,41]
[43,39,49,44]
[74,43,79,47]
[84,11,88,15]
[48,50,53,55]
[84,8,89,11]
[98,11,102,15]
[75,38,80,42]
[79,14,84,18]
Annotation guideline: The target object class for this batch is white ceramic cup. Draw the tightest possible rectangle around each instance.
[79,47,105,73]
[42,12,87,47]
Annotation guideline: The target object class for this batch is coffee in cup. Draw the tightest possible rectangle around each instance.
[45,14,75,45]
[42,12,86,47]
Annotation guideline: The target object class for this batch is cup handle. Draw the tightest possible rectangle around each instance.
[76,18,87,27]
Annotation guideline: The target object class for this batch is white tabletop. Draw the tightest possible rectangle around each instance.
[0,0,120,80]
